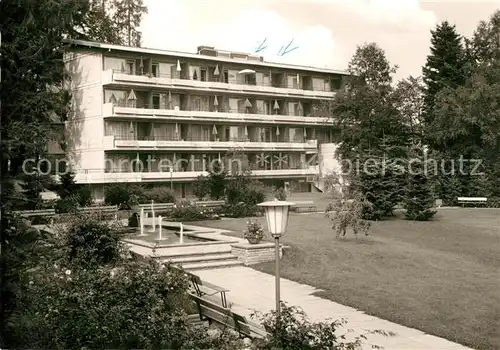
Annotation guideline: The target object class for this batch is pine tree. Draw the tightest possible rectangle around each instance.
[422,21,468,138]
[111,0,148,46]
[404,145,437,221]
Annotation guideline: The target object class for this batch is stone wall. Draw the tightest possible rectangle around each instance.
[231,242,283,266]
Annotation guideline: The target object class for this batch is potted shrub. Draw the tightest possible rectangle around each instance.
[243,219,264,244]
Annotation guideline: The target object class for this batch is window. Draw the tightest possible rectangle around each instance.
[152,94,160,109]
[245,74,256,85]
[104,90,127,105]
[151,62,159,77]
[104,57,126,71]
[126,60,135,75]
[224,71,229,83]
[200,68,207,82]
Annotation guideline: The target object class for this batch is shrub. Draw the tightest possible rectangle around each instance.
[193,175,209,200]
[226,178,266,206]
[252,302,390,349]
[141,187,176,204]
[169,201,220,221]
[63,215,124,267]
[325,193,372,239]
[76,185,93,207]
[7,261,196,349]
[54,197,78,214]
[223,202,260,218]
[104,183,144,209]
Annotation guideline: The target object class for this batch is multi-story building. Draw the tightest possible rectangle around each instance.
[62,39,347,200]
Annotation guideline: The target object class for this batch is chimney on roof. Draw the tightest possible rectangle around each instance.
[197,46,217,56]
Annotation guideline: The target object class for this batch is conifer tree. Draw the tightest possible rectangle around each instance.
[404,145,437,221]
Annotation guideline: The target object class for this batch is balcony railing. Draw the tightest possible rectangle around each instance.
[110,69,333,92]
[113,100,311,118]
[111,134,308,143]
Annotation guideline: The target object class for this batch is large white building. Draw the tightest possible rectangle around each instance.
[60,39,346,200]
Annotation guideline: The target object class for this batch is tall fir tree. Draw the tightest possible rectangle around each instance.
[422,21,470,204]
[111,0,148,46]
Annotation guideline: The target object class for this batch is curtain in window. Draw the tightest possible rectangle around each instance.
[154,123,175,140]
[106,122,131,139]
[104,57,126,71]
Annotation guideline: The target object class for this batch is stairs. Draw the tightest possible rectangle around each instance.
[159,246,243,271]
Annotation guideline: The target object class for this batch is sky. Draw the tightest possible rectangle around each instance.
[140,0,500,80]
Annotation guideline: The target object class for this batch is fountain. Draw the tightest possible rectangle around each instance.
[158,215,164,240]
[149,200,156,232]
[180,222,184,244]
[139,208,146,236]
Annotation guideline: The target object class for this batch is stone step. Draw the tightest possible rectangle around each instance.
[154,243,232,258]
[183,259,244,271]
[163,253,237,264]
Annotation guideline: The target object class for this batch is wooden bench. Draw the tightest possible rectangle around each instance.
[186,271,230,308]
[457,197,488,207]
[291,200,317,213]
[188,292,268,339]
[193,200,225,208]
[14,209,56,225]
[79,205,118,220]
[137,202,175,214]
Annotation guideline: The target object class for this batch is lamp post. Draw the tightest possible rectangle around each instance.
[257,199,294,320]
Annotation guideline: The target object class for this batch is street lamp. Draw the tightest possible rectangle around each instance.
[257,199,294,320]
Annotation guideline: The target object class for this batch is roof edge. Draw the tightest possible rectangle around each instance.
[63,39,349,76]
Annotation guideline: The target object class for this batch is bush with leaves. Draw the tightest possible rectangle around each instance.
[325,193,372,239]
[7,260,198,349]
[252,302,390,349]
[169,200,220,221]
[141,186,176,204]
[104,183,144,209]
[193,175,209,200]
[223,202,261,218]
[61,215,125,267]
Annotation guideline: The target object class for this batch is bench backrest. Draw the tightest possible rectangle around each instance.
[14,209,56,216]
[138,203,175,210]
[188,292,266,338]
[457,197,487,201]
[194,200,225,207]
[79,205,118,212]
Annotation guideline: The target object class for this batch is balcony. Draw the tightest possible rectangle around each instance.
[101,69,335,99]
[103,135,318,152]
[103,103,328,126]
[74,167,318,184]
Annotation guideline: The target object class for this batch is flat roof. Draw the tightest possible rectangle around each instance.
[63,39,349,76]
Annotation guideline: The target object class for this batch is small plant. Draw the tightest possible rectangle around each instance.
[325,193,372,239]
[243,219,265,244]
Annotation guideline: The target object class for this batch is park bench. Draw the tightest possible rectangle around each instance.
[193,200,225,208]
[188,291,268,339]
[457,197,488,207]
[137,202,175,214]
[169,265,229,307]
[14,209,56,225]
[291,200,317,213]
[78,205,118,220]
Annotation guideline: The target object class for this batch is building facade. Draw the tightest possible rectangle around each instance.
[63,40,346,200]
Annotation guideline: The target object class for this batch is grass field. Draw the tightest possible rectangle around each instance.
[193,208,500,349]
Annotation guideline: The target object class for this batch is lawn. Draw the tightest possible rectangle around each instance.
[193,208,500,350]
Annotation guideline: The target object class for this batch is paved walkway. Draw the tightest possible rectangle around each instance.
[196,267,473,350]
